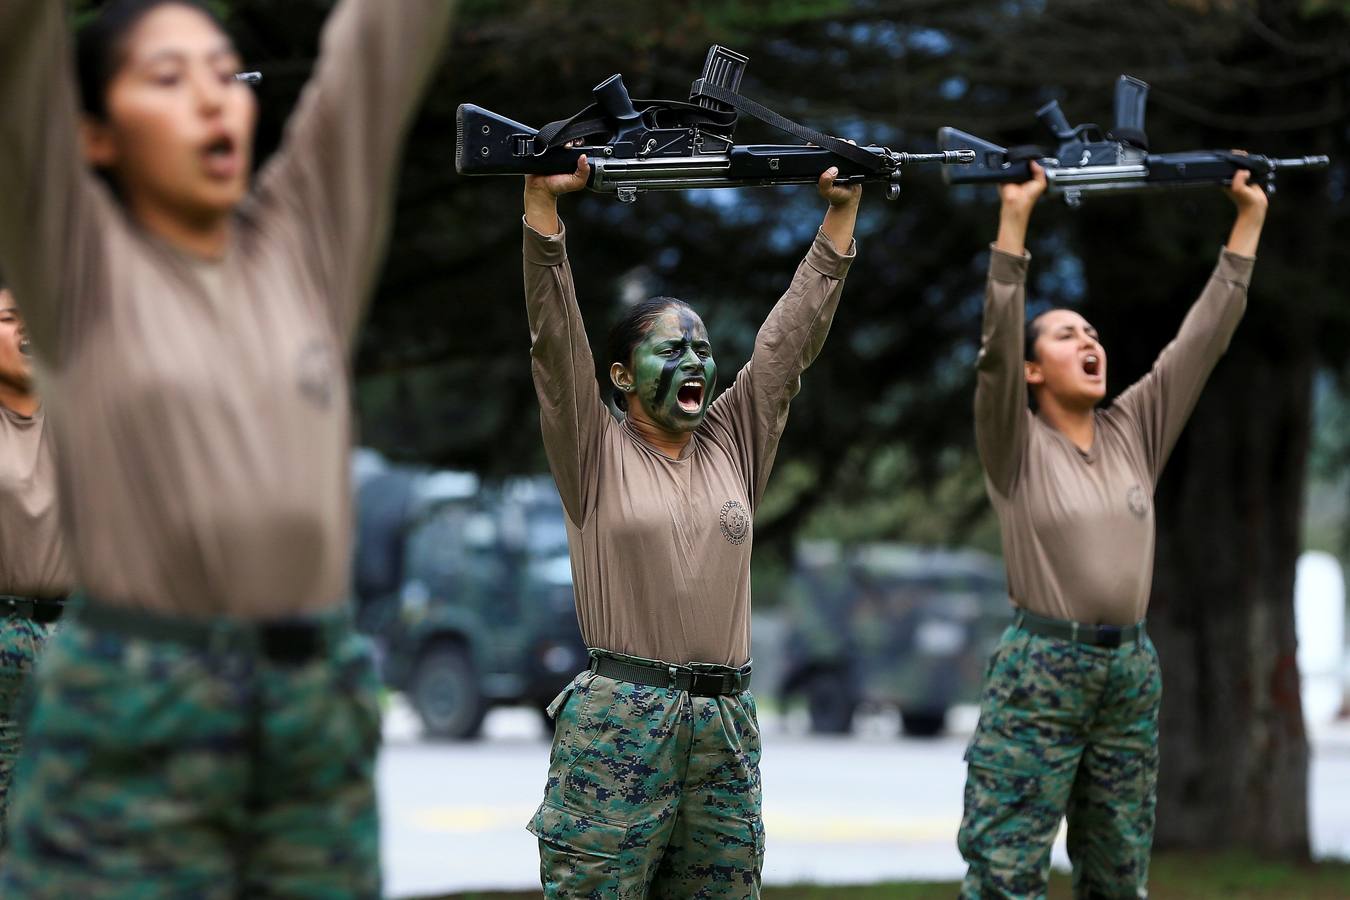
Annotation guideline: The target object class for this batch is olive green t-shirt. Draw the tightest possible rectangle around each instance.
[0,405,73,598]
[524,220,854,666]
[975,245,1253,626]
[0,0,454,618]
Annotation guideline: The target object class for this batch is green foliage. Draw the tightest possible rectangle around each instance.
[363,1,1348,563]
[1305,374,1350,557]
[1300,0,1350,17]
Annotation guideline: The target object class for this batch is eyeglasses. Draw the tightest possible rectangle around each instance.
[234,72,262,85]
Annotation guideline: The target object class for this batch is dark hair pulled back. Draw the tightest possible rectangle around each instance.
[1024,313,1044,362]
[605,296,696,411]
[77,0,228,120]
[1024,307,1076,362]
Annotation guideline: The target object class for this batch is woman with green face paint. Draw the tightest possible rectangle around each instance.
[521,155,861,897]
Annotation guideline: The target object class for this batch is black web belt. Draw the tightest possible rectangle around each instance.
[0,594,68,624]
[1014,608,1145,648]
[589,651,752,696]
[75,597,347,667]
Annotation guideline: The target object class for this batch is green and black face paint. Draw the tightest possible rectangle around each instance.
[630,307,717,432]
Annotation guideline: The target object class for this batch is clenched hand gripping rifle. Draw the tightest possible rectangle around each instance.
[455,45,975,202]
[938,75,1329,206]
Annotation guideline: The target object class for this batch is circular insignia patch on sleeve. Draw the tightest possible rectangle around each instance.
[296,339,337,410]
[1126,485,1149,519]
[719,499,750,545]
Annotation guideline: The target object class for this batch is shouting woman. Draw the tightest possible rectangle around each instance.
[959,161,1267,898]
[0,277,74,846]
[522,154,861,897]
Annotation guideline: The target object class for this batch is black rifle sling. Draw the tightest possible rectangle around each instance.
[534,83,883,173]
[533,104,609,151]
[533,100,736,154]
[689,80,886,172]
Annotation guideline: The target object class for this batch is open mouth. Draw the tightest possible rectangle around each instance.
[201,134,240,178]
[1082,353,1101,377]
[206,135,234,157]
[17,336,31,357]
[676,378,705,414]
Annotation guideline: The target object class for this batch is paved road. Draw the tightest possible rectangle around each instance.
[377,701,1350,898]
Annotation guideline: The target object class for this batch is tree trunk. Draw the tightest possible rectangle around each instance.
[1150,348,1312,854]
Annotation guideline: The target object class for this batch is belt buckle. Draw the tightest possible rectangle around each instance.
[687,671,726,697]
[1097,625,1122,648]
[261,621,322,666]
[33,601,62,624]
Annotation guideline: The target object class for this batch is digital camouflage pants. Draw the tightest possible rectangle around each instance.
[958,625,1162,900]
[529,666,765,898]
[0,612,382,899]
[0,613,51,845]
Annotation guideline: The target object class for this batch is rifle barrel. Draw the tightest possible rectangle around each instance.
[894,150,976,165]
[1273,155,1331,169]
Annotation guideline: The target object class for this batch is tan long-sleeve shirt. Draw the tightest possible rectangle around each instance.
[976,245,1252,626]
[525,221,854,666]
[0,1,454,619]
[0,406,73,598]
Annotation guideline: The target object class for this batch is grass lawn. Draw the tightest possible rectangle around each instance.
[430,853,1350,899]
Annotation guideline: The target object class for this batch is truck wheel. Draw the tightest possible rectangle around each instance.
[411,645,486,740]
[900,708,947,738]
[807,671,856,735]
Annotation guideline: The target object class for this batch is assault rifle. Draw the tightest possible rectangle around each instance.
[938,75,1329,206]
[456,45,974,202]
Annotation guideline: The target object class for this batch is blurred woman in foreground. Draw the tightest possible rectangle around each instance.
[0,0,452,893]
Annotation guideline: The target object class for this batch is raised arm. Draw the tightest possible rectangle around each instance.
[974,165,1046,497]
[522,157,609,527]
[705,169,859,508]
[0,0,109,358]
[253,0,455,348]
[1111,170,1265,479]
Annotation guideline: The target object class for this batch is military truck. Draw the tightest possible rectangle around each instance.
[352,451,585,740]
[778,541,1009,737]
